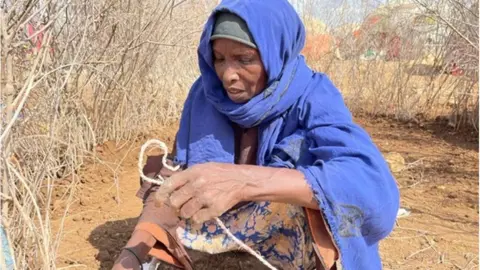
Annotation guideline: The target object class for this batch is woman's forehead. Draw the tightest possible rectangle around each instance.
[212,39,258,54]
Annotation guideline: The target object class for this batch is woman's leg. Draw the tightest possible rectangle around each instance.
[176,201,316,270]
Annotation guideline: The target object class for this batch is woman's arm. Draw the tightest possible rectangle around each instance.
[234,164,319,209]
[155,162,319,224]
[113,154,181,269]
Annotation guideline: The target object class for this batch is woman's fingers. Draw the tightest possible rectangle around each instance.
[155,170,191,202]
[192,208,218,224]
[153,163,239,224]
[169,182,195,209]
[179,196,205,219]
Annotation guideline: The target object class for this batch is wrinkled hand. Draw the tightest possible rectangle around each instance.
[155,162,249,224]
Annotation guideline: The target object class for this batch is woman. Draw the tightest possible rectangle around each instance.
[113,0,399,269]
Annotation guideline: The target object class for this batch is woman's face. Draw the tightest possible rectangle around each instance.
[212,38,267,103]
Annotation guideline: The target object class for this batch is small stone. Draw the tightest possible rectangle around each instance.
[447,193,457,199]
[72,217,79,222]
[436,185,446,190]
[79,199,86,206]
[64,259,76,265]
[446,166,455,173]
[448,160,454,165]
[384,152,406,173]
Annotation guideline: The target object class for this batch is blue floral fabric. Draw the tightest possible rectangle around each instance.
[177,201,316,270]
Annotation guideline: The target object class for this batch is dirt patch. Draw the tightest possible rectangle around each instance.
[53,117,478,269]
[356,116,478,270]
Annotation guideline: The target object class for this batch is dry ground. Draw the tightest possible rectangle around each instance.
[53,116,478,270]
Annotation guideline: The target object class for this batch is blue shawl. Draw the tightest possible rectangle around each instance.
[174,0,400,269]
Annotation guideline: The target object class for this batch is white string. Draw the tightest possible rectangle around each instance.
[138,139,180,185]
[139,139,277,270]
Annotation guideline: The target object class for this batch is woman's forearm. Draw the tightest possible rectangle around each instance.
[237,164,319,209]
[125,230,156,255]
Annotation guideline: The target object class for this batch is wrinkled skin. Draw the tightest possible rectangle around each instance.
[155,162,251,224]
[212,39,267,103]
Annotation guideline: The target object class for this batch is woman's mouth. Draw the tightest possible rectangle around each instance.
[226,88,243,95]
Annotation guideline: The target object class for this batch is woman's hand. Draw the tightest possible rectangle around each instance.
[155,162,250,224]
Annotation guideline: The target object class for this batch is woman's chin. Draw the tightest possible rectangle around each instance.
[227,93,250,104]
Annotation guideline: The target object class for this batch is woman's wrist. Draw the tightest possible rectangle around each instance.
[124,230,156,260]
[235,164,287,201]
[113,249,142,270]
[113,230,155,269]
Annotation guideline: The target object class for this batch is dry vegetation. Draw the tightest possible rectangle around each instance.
[0,0,478,269]
[300,0,479,129]
[1,0,209,268]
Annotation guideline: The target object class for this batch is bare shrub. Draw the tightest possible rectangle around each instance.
[1,0,212,268]
[299,0,478,131]
[413,0,479,130]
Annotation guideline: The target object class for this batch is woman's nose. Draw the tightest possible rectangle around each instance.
[223,64,240,84]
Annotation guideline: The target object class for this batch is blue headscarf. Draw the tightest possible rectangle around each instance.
[175,0,400,269]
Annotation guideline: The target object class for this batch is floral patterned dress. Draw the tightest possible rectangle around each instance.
[172,201,316,270]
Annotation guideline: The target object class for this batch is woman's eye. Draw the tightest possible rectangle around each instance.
[239,57,253,64]
[214,56,224,63]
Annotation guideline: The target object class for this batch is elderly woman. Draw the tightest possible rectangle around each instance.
[113,0,399,269]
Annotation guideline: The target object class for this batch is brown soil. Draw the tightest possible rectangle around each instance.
[53,116,478,270]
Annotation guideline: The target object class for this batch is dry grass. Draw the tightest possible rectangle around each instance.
[301,0,478,130]
[311,58,478,126]
[0,0,478,269]
[1,0,212,268]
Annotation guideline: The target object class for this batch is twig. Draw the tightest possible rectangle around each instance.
[0,192,13,201]
[405,240,434,260]
[467,264,478,270]
[396,226,431,235]
[451,262,464,269]
[404,158,425,170]
[464,255,478,270]
[0,30,50,144]
[404,173,426,189]
[422,235,444,264]
[413,0,478,51]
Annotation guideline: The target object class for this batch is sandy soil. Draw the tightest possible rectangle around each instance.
[53,116,478,270]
